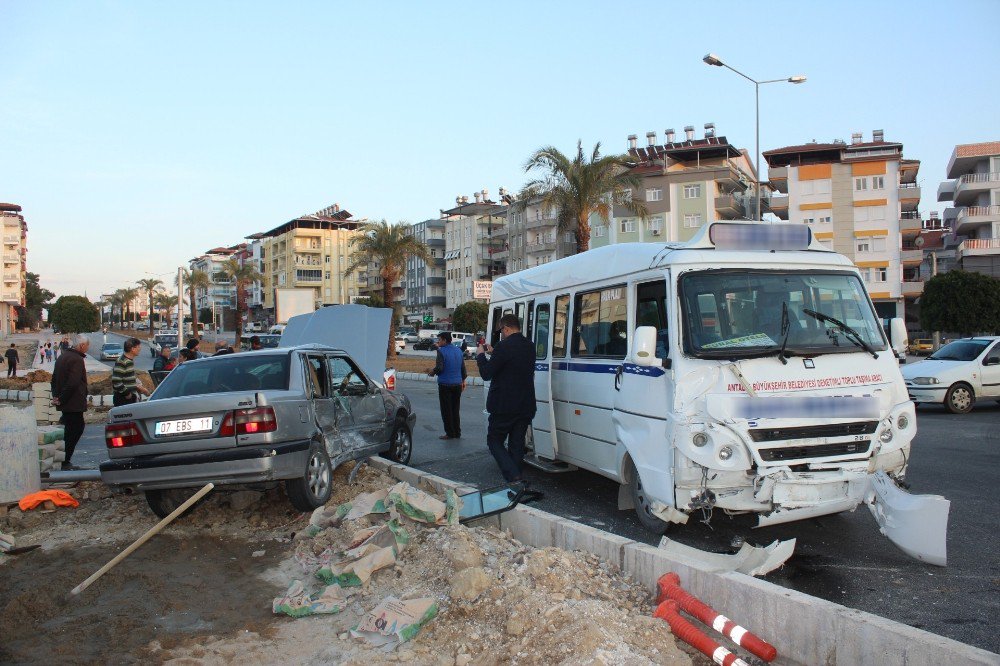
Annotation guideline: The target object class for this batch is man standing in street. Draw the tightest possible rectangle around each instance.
[112,337,150,406]
[476,314,536,482]
[51,334,89,470]
[427,331,467,439]
[3,343,18,377]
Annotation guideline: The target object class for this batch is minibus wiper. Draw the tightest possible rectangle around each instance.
[776,301,790,365]
[802,308,879,359]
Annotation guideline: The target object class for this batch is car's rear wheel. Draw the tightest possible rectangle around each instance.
[381,418,412,465]
[626,457,672,534]
[286,441,333,512]
[944,382,975,414]
[144,488,203,519]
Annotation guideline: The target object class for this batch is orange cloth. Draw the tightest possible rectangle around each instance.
[18,490,80,511]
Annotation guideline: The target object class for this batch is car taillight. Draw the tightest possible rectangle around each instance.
[106,421,144,448]
[384,369,396,391]
[233,406,277,434]
[219,412,236,436]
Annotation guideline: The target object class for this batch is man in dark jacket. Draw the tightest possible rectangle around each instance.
[427,331,467,439]
[4,343,18,377]
[51,334,90,470]
[476,314,536,482]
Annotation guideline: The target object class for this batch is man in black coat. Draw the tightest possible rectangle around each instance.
[51,334,90,471]
[476,314,536,482]
[4,343,18,378]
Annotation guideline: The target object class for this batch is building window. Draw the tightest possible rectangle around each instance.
[564,232,574,243]
[324,256,330,263]
[856,240,871,253]
[872,237,886,252]
[875,267,887,282]
[803,217,815,225]
[594,225,606,238]
[620,219,636,233]
[683,184,701,199]
[646,216,663,234]
[871,175,885,190]
[855,177,868,191]
[683,213,702,228]
[646,188,663,202]
[819,216,832,224]
[324,271,331,280]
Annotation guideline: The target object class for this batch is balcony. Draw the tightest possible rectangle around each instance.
[425,237,445,247]
[901,280,924,297]
[3,273,19,282]
[714,194,746,219]
[936,180,956,202]
[955,205,1000,234]
[294,242,322,253]
[769,194,789,220]
[477,231,507,243]
[2,251,19,263]
[492,249,509,261]
[426,276,445,286]
[3,235,18,244]
[954,172,1000,205]
[767,166,788,193]
[526,240,557,255]
[486,226,508,238]
[900,249,923,266]
[525,216,559,230]
[899,160,919,184]
[897,183,920,212]
[957,238,1000,260]
[899,215,922,236]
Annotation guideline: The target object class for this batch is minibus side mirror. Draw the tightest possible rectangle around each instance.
[889,318,908,360]
[631,326,668,368]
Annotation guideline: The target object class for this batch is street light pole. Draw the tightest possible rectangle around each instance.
[702,54,806,222]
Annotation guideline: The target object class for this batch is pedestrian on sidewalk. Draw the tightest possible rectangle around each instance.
[427,331,467,440]
[476,314,536,482]
[44,343,53,363]
[186,337,202,359]
[3,343,18,377]
[111,337,150,406]
[51,334,90,470]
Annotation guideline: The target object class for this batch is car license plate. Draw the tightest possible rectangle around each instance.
[155,417,213,436]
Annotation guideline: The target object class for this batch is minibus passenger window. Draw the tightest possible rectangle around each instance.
[572,285,627,358]
[636,280,668,357]
[553,295,569,357]
[534,304,550,359]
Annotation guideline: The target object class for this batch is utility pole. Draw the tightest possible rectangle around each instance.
[177,267,184,334]
[931,251,940,350]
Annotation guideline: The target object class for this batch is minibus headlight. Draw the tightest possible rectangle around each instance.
[693,433,709,448]
[896,414,909,430]
[718,446,734,461]
[879,427,894,444]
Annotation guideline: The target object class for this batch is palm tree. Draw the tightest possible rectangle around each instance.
[344,220,431,359]
[153,292,175,327]
[108,291,125,327]
[220,258,262,346]
[178,269,211,336]
[521,140,647,252]
[119,287,139,325]
[136,278,163,329]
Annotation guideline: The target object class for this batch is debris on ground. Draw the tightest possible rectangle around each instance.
[352,596,439,649]
[657,536,796,577]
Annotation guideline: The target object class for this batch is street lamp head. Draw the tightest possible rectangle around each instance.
[702,53,724,67]
[788,75,807,84]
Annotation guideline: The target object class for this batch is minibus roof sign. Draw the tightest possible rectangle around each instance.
[706,223,814,252]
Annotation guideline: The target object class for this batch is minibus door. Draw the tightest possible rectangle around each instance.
[530,299,558,461]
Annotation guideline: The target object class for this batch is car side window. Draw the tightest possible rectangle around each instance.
[305,356,330,398]
[985,342,1000,365]
[329,356,367,394]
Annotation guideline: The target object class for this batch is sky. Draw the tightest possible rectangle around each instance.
[2,0,999,299]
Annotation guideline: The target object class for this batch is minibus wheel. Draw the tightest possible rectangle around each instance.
[627,458,672,534]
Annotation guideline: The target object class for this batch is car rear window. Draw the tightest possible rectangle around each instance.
[152,354,291,399]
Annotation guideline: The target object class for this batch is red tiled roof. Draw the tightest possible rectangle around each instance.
[763,140,901,157]
[0,202,22,212]
[955,141,1000,158]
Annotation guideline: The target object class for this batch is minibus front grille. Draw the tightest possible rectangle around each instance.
[748,421,878,443]
[759,441,872,462]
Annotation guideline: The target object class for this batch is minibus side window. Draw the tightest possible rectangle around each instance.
[490,307,503,347]
[526,299,535,341]
[636,280,668,358]
[534,304,550,359]
[553,295,570,357]
[572,284,627,359]
[515,302,525,330]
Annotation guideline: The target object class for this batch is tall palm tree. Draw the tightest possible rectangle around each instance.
[220,258,262,346]
[522,140,647,252]
[119,287,139,325]
[178,269,211,335]
[153,292,175,327]
[136,278,163,328]
[107,292,124,327]
[344,220,431,359]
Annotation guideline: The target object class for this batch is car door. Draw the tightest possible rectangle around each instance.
[981,341,1000,398]
[329,355,386,453]
[303,354,342,458]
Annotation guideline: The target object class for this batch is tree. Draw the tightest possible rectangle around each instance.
[108,291,126,327]
[344,220,432,359]
[920,270,1000,336]
[16,272,54,329]
[521,140,647,252]
[179,269,211,335]
[136,278,163,327]
[153,292,175,324]
[116,287,139,323]
[49,295,100,333]
[453,301,488,334]
[220,258,263,345]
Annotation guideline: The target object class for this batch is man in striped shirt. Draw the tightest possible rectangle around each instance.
[112,337,151,406]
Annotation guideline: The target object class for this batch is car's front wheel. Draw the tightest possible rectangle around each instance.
[944,382,975,414]
[380,418,413,465]
[286,441,333,512]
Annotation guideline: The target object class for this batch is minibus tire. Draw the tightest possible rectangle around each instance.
[627,459,672,534]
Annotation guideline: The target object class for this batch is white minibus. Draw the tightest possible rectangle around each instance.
[487,222,945,562]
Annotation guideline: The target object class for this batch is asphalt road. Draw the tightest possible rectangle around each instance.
[69,376,999,653]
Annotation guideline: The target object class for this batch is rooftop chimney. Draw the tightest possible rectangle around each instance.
[474,192,482,204]
[872,129,884,142]
[481,188,489,201]
[646,131,657,146]
[704,122,715,138]
[456,195,462,205]
[461,196,469,204]
[684,125,695,141]
[665,128,676,143]
[851,132,863,145]
[930,211,939,220]
[628,134,637,149]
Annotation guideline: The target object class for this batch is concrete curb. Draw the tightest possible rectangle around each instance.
[391,372,485,386]
[368,457,998,666]
[0,392,115,405]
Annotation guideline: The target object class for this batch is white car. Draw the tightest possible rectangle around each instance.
[902,336,1000,413]
[394,335,406,352]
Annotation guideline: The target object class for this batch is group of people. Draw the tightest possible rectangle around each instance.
[428,314,538,486]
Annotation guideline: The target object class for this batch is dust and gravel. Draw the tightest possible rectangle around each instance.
[1,462,696,665]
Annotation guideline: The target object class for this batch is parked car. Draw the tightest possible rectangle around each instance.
[100,343,124,361]
[100,306,416,517]
[909,338,934,356]
[902,336,1000,413]
[412,338,436,351]
[395,335,406,352]
[239,334,282,351]
[136,322,149,331]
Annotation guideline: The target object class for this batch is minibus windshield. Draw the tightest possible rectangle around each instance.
[680,270,887,358]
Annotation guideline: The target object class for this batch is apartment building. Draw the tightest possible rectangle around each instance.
[403,219,448,324]
[258,204,363,312]
[441,191,507,309]
[189,246,240,315]
[242,234,266,320]
[937,141,1000,278]
[502,195,577,273]
[1,202,27,335]
[591,125,759,248]
[763,129,922,320]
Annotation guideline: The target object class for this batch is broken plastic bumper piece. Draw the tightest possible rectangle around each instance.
[866,471,949,567]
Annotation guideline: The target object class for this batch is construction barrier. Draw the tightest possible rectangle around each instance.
[654,599,751,666]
